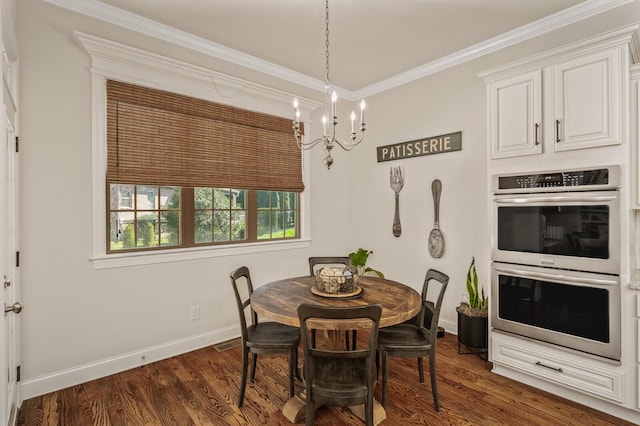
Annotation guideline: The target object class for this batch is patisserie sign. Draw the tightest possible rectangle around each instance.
[376,131,461,162]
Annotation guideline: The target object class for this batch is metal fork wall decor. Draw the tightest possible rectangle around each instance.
[390,166,404,237]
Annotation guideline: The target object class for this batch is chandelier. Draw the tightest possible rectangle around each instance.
[292,0,366,169]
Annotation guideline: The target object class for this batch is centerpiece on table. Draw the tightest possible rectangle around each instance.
[311,248,383,298]
[313,265,360,296]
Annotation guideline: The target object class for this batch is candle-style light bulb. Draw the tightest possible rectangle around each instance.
[322,115,327,135]
[293,98,299,122]
[350,111,356,133]
[331,91,337,118]
[293,98,299,108]
[360,99,366,123]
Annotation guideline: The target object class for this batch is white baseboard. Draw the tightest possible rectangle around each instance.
[20,325,239,400]
[439,317,457,334]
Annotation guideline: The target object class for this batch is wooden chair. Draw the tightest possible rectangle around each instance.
[229,266,301,407]
[308,256,356,350]
[308,256,352,276]
[377,269,449,411]
[297,304,382,426]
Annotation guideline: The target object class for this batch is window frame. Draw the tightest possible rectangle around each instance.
[77,32,315,269]
[107,186,301,254]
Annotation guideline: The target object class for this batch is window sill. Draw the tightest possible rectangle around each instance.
[90,238,311,269]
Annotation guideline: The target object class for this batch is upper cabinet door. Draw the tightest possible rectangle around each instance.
[489,70,543,159]
[553,48,621,152]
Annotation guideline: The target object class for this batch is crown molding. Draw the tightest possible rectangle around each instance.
[353,0,635,99]
[45,0,633,101]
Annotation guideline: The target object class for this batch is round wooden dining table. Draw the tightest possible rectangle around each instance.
[251,275,421,329]
[250,274,421,425]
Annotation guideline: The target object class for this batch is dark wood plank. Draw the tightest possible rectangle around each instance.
[17,333,633,425]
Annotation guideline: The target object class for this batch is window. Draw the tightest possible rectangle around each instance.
[257,191,298,240]
[104,80,304,254]
[108,185,299,253]
[77,33,311,267]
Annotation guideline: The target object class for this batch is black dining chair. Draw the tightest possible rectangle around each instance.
[377,269,449,411]
[297,303,382,426]
[229,266,301,407]
[308,256,357,350]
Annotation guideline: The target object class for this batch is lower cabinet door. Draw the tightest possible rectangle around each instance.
[492,332,624,403]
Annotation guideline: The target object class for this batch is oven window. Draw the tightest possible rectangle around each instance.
[497,274,609,343]
[497,205,609,259]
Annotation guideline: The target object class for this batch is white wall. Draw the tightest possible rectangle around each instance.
[16,0,640,400]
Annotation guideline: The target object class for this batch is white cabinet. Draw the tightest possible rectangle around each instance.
[553,49,621,151]
[633,65,640,207]
[492,332,624,403]
[488,70,542,158]
[482,33,628,159]
[637,294,640,409]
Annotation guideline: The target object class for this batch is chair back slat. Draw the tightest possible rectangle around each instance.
[308,256,351,276]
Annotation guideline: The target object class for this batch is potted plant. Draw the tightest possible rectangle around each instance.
[348,248,384,278]
[456,256,488,357]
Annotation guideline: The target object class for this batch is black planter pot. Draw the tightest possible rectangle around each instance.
[456,306,488,359]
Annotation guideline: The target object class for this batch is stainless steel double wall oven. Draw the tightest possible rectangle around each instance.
[491,166,621,360]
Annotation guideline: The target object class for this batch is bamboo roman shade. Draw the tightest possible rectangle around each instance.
[106,80,304,192]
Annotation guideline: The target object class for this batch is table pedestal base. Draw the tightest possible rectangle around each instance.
[282,392,387,425]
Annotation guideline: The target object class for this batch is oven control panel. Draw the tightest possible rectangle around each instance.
[493,166,619,193]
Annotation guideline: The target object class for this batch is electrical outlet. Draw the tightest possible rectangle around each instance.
[190,305,200,321]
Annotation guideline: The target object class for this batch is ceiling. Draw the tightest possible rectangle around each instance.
[49,0,633,96]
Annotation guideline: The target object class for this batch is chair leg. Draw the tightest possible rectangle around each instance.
[381,351,389,408]
[305,388,315,426]
[288,348,296,398]
[250,352,258,381]
[238,346,249,407]
[418,357,425,383]
[294,346,301,379]
[365,392,374,426]
[429,350,440,412]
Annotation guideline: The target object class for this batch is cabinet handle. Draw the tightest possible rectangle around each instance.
[534,123,539,145]
[535,361,563,373]
[555,119,561,143]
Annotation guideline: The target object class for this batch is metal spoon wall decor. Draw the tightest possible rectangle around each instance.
[428,179,444,258]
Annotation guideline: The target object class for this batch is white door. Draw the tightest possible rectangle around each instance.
[1,103,20,425]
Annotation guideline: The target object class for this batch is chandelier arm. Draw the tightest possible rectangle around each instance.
[296,136,327,151]
[332,134,365,151]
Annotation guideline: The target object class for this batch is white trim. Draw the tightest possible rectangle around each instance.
[20,325,240,400]
[355,0,635,99]
[478,23,639,82]
[48,0,633,99]
[92,239,312,269]
[74,32,316,268]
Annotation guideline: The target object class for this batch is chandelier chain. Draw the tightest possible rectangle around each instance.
[325,0,330,86]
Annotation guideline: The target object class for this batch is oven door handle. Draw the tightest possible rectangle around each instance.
[493,266,618,286]
[494,195,617,204]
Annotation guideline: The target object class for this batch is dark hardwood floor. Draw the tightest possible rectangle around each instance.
[17,332,633,425]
